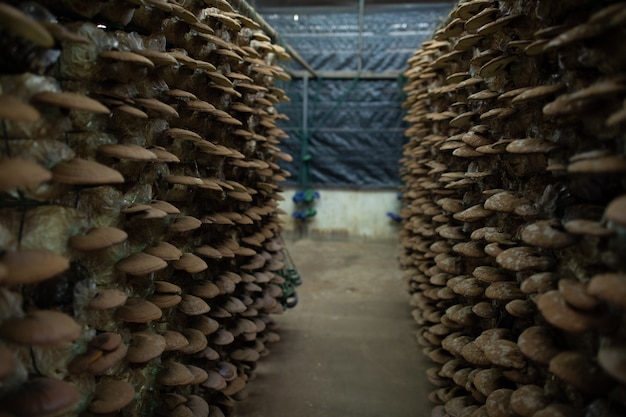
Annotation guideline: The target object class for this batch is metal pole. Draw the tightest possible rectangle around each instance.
[357,0,364,74]
[300,73,309,238]
[230,0,318,78]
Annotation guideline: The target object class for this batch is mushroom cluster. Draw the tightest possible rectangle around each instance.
[400,0,626,416]
[0,1,294,416]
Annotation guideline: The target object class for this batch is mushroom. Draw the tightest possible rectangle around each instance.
[157,361,196,386]
[0,249,69,285]
[0,310,81,346]
[517,326,560,365]
[69,227,128,251]
[32,91,110,114]
[126,331,166,363]
[520,219,577,249]
[116,252,168,275]
[115,298,162,323]
[89,379,135,414]
[144,242,182,261]
[172,253,208,274]
[597,343,626,384]
[51,158,124,185]
[0,158,51,191]
[0,377,79,417]
[496,247,554,272]
[548,351,614,395]
[177,294,211,315]
[88,289,128,310]
[588,273,626,309]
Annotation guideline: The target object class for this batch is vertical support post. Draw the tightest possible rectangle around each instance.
[357,0,365,74]
[299,73,309,239]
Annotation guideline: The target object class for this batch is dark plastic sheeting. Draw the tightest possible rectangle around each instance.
[260,4,453,189]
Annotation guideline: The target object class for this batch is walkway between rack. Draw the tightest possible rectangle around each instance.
[236,239,431,417]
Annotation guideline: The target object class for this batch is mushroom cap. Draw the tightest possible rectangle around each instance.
[548,351,614,395]
[126,331,166,363]
[172,253,208,274]
[88,289,128,310]
[134,98,179,117]
[191,316,220,335]
[1,249,69,285]
[0,158,51,191]
[605,195,626,226]
[597,344,626,384]
[146,293,182,309]
[192,281,221,299]
[89,379,135,414]
[482,339,526,369]
[0,3,54,47]
[496,246,554,271]
[154,280,182,294]
[116,252,168,275]
[33,92,109,113]
[588,273,626,309]
[87,341,128,375]
[1,377,79,417]
[0,95,41,121]
[99,50,155,67]
[179,328,208,354]
[150,200,180,214]
[144,242,182,261]
[69,227,128,251]
[115,298,162,323]
[169,216,203,233]
[177,294,211,315]
[52,158,124,185]
[537,290,596,333]
[162,330,189,351]
[97,144,157,161]
[520,219,577,249]
[0,310,81,346]
[157,361,195,386]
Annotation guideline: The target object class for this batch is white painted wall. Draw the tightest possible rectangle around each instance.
[277,188,402,241]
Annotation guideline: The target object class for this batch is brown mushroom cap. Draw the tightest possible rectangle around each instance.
[177,294,211,315]
[52,158,124,185]
[88,341,128,375]
[536,290,597,333]
[178,328,208,354]
[0,310,81,346]
[157,361,195,386]
[172,253,208,274]
[0,158,51,191]
[88,289,128,310]
[116,252,168,275]
[548,351,614,395]
[69,227,128,251]
[144,241,182,261]
[1,249,69,285]
[97,144,157,161]
[89,379,135,414]
[597,344,626,384]
[517,326,561,365]
[496,246,554,271]
[0,95,41,121]
[1,377,79,417]
[33,91,110,113]
[115,298,162,323]
[588,273,626,309]
[169,216,203,233]
[520,219,577,249]
[0,4,54,47]
[126,331,166,363]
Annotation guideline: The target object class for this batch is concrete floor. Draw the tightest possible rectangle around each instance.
[235,239,432,417]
